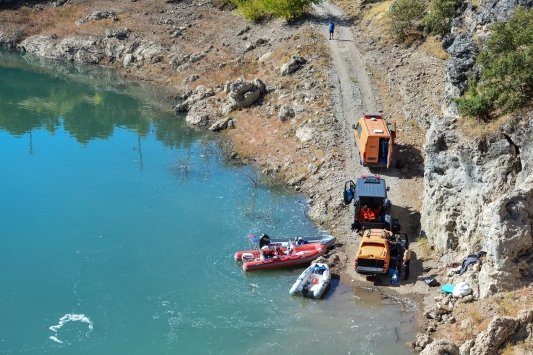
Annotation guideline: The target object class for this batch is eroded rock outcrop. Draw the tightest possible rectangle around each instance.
[175,78,268,128]
[18,34,163,67]
[222,77,267,113]
[422,1,533,298]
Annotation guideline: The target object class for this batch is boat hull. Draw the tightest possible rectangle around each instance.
[236,244,327,272]
[289,263,331,299]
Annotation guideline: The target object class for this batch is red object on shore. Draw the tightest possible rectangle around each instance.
[234,244,327,272]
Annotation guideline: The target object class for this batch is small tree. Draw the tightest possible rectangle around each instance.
[232,0,322,22]
[456,7,533,118]
[389,0,426,42]
[262,0,321,21]
[424,0,463,35]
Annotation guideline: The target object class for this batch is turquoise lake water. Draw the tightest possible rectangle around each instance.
[0,52,414,354]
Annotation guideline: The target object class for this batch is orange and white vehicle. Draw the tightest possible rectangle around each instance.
[352,114,396,168]
[354,229,391,275]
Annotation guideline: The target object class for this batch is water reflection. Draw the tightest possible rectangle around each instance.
[0,50,197,149]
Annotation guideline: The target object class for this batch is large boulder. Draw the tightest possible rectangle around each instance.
[174,86,215,113]
[185,96,219,127]
[470,316,519,355]
[420,339,459,355]
[280,54,307,76]
[222,78,266,113]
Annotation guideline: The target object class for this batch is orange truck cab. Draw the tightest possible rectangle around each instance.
[353,114,396,168]
[354,229,391,275]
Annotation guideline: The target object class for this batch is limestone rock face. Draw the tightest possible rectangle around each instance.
[18,33,163,67]
[174,86,214,113]
[421,0,533,298]
[422,113,533,297]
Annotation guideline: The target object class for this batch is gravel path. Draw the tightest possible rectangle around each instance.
[312,1,426,297]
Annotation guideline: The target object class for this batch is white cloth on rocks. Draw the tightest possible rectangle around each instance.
[452,282,472,297]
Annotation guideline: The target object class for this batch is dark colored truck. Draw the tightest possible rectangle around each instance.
[343,175,400,233]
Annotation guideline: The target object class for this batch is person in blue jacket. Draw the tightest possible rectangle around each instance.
[328,19,335,40]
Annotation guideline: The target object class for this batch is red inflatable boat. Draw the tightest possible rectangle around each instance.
[234,244,327,272]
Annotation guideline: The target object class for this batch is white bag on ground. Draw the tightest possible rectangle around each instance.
[452,282,472,297]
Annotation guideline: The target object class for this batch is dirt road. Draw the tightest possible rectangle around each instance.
[312,1,425,293]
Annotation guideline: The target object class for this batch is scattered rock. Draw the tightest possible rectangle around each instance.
[244,42,255,52]
[258,51,273,63]
[76,10,117,25]
[278,105,295,121]
[280,54,307,76]
[288,174,307,186]
[459,339,474,355]
[414,333,432,350]
[185,74,200,83]
[190,51,206,63]
[105,28,130,40]
[236,26,251,36]
[295,125,314,143]
[209,117,233,132]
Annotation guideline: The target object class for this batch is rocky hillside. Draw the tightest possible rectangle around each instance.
[422,0,533,299]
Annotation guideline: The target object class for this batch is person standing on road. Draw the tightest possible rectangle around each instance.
[403,248,411,280]
[328,19,335,40]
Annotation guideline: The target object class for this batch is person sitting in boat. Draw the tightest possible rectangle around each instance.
[261,245,274,259]
[286,241,294,255]
[259,234,271,248]
[275,245,284,257]
[295,237,308,246]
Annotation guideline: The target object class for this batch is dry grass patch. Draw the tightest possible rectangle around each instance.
[332,0,362,18]
[422,36,449,60]
[362,0,393,23]
[458,113,513,139]
[417,236,431,258]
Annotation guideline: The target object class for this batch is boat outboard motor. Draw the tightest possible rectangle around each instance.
[259,234,271,248]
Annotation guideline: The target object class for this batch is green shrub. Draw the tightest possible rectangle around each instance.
[455,81,491,118]
[232,0,268,22]
[424,0,463,35]
[457,7,533,118]
[232,0,321,22]
[388,0,426,42]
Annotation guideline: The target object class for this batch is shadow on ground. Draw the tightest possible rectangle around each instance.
[368,143,425,179]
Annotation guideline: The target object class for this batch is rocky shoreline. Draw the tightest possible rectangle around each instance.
[1,0,532,353]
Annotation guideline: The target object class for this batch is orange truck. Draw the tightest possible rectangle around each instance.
[354,229,391,274]
[352,114,396,168]
[354,229,409,275]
